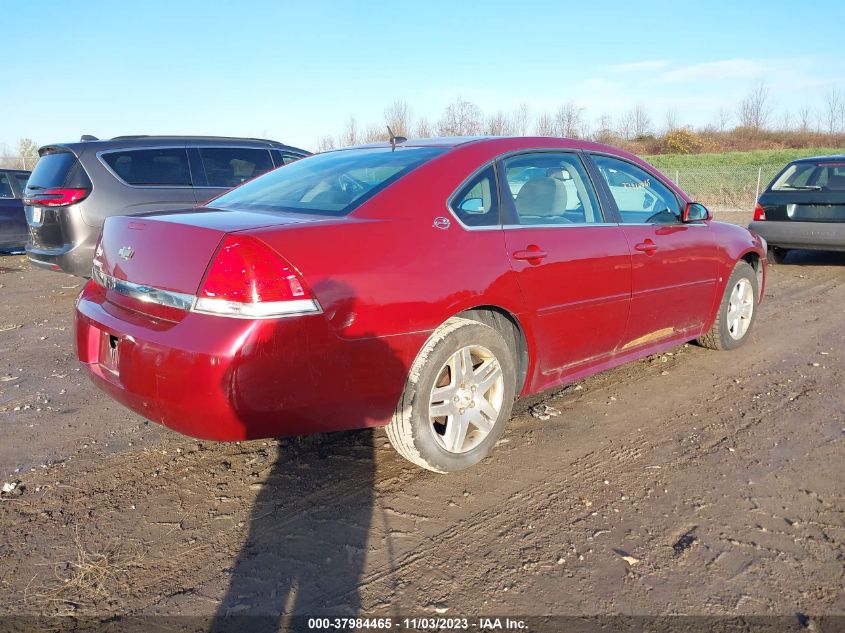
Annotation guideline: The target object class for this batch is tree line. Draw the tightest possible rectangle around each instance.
[317,82,845,153]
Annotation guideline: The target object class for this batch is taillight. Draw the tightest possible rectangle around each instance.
[193,235,320,319]
[753,203,766,221]
[24,187,90,207]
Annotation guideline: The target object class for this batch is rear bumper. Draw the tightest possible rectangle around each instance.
[75,281,420,441]
[749,220,845,251]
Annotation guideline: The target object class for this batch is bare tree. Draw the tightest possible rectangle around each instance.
[342,116,359,147]
[17,138,39,170]
[780,110,793,131]
[714,107,732,132]
[437,98,483,136]
[486,111,509,136]
[414,116,432,138]
[316,136,336,152]
[534,112,555,136]
[631,105,652,138]
[594,113,616,144]
[384,99,412,137]
[362,125,389,143]
[509,103,531,136]
[737,82,772,129]
[823,89,843,134]
[617,110,635,140]
[664,107,679,132]
[797,104,813,133]
[554,102,584,138]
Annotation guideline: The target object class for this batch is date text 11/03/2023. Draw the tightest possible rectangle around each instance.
[306,617,528,630]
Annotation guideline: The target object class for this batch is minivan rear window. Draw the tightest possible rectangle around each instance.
[210,146,447,217]
[198,147,274,188]
[102,148,192,186]
[26,151,78,189]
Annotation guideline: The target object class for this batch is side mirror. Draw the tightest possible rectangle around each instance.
[682,202,710,223]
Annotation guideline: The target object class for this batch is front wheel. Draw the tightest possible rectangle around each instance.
[697,261,759,351]
[386,317,516,473]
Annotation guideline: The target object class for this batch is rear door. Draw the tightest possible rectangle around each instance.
[0,172,28,250]
[190,146,276,204]
[500,152,631,380]
[587,153,718,349]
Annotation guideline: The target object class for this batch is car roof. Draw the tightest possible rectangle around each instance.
[39,136,310,154]
[791,154,845,163]
[342,135,630,153]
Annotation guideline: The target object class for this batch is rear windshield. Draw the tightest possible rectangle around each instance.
[210,146,447,216]
[26,151,81,189]
[771,161,845,192]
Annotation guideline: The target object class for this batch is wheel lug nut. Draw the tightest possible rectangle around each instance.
[453,396,459,402]
[470,401,475,408]
[459,408,465,414]
[471,385,476,391]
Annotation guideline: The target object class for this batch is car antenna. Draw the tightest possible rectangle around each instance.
[80,134,99,141]
[387,126,406,151]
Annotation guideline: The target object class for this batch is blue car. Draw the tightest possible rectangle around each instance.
[0,169,30,253]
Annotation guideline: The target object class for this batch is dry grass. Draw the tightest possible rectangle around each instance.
[28,527,144,616]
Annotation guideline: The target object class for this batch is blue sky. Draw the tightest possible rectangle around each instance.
[2,0,844,152]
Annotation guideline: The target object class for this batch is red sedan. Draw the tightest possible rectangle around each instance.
[75,137,766,472]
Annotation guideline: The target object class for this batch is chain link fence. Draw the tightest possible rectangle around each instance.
[663,165,783,210]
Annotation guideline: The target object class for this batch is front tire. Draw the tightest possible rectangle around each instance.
[386,317,516,473]
[697,261,758,351]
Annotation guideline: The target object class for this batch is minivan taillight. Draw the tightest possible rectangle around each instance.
[753,203,766,221]
[24,187,90,207]
[193,235,321,318]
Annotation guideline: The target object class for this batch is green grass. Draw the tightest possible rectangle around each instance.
[644,147,843,169]
[640,148,845,207]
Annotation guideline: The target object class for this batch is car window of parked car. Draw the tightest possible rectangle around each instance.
[450,165,499,227]
[271,150,305,167]
[101,148,192,187]
[13,173,29,195]
[591,154,681,224]
[198,148,274,188]
[501,153,602,226]
[210,146,446,217]
[770,161,845,191]
[0,174,13,198]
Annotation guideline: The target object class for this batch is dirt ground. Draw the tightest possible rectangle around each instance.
[1,210,844,627]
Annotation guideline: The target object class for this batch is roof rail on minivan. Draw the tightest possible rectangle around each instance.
[109,135,284,144]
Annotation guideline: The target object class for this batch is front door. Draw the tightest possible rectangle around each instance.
[588,154,718,350]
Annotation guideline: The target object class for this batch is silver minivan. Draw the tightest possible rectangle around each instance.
[24,135,309,276]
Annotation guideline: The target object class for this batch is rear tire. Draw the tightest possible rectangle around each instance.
[386,317,516,473]
[697,261,758,351]
[767,246,789,264]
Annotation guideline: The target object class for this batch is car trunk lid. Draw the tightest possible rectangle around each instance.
[96,208,332,295]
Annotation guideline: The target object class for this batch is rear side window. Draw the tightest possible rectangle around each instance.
[198,148,274,187]
[26,151,82,189]
[211,146,446,217]
[271,149,305,166]
[0,174,12,198]
[13,173,29,194]
[451,165,499,227]
[102,148,192,186]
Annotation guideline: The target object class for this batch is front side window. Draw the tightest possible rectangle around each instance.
[450,166,499,227]
[592,154,681,224]
[211,146,446,217]
[102,148,192,186]
[199,148,274,188]
[502,152,602,225]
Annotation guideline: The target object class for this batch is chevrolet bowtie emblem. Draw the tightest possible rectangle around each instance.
[118,246,135,260]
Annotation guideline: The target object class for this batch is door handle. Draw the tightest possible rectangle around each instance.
[512,246,547,263]
[634,239,658,254]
